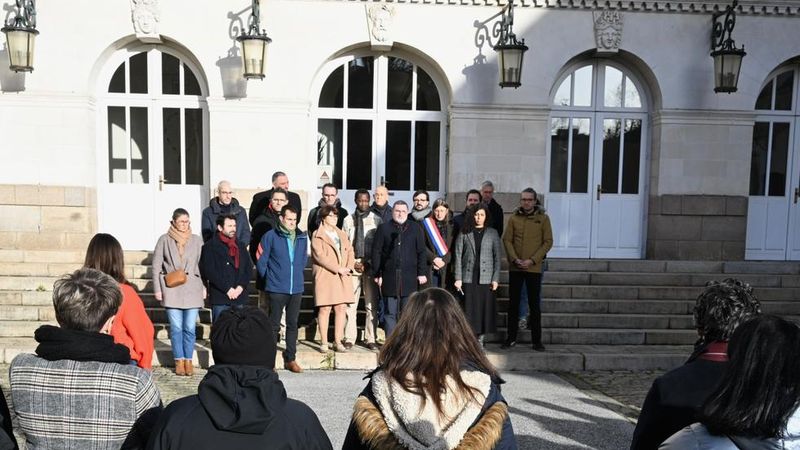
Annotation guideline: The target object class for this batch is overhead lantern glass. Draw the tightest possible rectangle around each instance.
[493,0,528,89]
[711,0,746,93]
[236,0,272,80]
[2,0,39,73]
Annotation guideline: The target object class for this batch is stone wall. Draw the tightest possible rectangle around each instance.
[0,185,96,250]
[646,195,747,261]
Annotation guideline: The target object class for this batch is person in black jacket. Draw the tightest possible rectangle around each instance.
[307,183,348,235]
[371,201,427,337]
[453,189,481,235]
[146,307,332,450]
[200,214,253,322]
[630,278,762,450]
[248,171,303,226]
[481,180,504,237]
[200,180,251,246]
[0,386,17,450]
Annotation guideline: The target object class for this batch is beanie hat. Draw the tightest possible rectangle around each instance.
[211,306,276,368]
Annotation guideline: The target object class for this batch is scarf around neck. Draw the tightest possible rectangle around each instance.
[411,207,431,222]
[35,325,131,364]
[168,224,193,258]
[353,208,372,258]
[218,231,240,269]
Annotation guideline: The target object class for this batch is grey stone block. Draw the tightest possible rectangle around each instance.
[761,301,800,315]
[606,300,693,315]
[638,286,699,300]
[542,314,580,328]
[725,196,748,216]
[487,351,585,372]
[690,274,780,288]
[546,272,592,285]
[547,260,609,272]
[607,260,667,273]
[651,215,702,241]
[723,261,800,275]
[570,286,639,299]
[543,299,609,313]
[781,276,800,287]
[722,241,745,261]
[661,195,682,215]
[648,196,661,214]
[644,330,698,345]
[682,196,726,216]
[652,240,680,259]
[754,288,800,301]
[577,314,671,329]
[591,272,690,286]
[700,216,746,241]
[548,329,645,345]
[665,261,724,273]
[584,354,687,371]
[678,240,722,261]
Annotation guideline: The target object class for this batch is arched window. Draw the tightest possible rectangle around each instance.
[98,46,209,250]
[547,61,649,259]
[314,53,446,203]
[746,64,800,260]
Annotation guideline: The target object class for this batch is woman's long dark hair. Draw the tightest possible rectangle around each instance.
[701,315,800,438]
[462,203,491,234]
[83,233,127,284]
[378,288,500,419]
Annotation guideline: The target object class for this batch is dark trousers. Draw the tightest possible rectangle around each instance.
[507,271,543,345]
[383,296,409,338]
[268,292,301,363]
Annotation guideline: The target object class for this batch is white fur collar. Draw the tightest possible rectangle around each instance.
[371,369,491,450]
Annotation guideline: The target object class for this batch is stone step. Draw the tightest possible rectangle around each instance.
[546,259,800,274]
[542,285,800,301]
[0,249,151,265]
[0,336,695,371]
[545,272,800,288]
[486,328,699,345]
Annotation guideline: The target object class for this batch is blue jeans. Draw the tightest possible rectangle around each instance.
[166,307,199,360]
[211,304,231,323]
[383,296,409,338]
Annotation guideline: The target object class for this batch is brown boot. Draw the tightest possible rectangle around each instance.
[184,360,194,376]
[174,359,185,376]
[284,360,303,373]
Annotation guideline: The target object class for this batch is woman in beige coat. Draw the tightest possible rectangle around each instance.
[311,204,355,353]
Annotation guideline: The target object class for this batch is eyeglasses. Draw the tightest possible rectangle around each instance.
[272,198,288,203]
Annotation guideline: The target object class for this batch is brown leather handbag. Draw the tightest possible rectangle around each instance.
[164,269,187,288]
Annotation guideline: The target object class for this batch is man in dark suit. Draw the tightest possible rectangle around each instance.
[249,171,303,226]
[630,278,762,450]
[200,214,253,323]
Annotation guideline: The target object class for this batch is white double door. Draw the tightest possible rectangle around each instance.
[546,113,647,258]
[746,118,800,260]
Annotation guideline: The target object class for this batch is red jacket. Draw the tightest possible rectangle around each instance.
[111,283,155,369]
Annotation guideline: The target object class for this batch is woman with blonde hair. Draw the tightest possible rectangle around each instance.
[153,208,204,376]
[311,204,355,353]
[343,287,516,449]
[84,233,154,369]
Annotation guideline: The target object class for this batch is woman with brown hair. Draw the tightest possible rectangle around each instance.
[153,208,205,376]
[311,204,355,353]
[342,287,516,449]
[84,233,155,369]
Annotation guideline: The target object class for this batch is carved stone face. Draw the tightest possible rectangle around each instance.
[370,7,391,42]
[597,27,620,49]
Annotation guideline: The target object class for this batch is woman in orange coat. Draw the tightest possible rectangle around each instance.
[84,233,155,369]
[311,204,355,353]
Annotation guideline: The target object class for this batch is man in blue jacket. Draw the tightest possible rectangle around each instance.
[256,205,308,373]
[200,214,253,322]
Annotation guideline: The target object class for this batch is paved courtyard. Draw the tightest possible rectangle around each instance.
[1,364,664,449]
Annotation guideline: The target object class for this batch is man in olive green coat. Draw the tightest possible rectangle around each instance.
[502,188,553,351]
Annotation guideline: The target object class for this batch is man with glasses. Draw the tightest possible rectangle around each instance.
[249,171,303,226]
[410,189,432,222]
[201,180,250,247]
[502,188,553,351]
[307,183,349,235]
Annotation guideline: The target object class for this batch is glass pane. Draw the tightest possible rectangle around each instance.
[184,64,202,96]
[604,67,623,107]
[129,107,149,184]
[416,68,441,111]
[184,108,203,185]
[387,57,413,110]
[319,66,344,108]
[109,63,125,93]
[570,118,591,193]
[346,120,372,190]
[775,71,794,111]
[317,119,343,189]
[163,108,181,185]
[414,122,440,191]
[621,119,642,194]
[625,77,642,108]
[755,80,773,110]
[107,106,128,183]
[549,118,569,192]
[768,122,790,196]
[129,52,148,94]
[386,121,411,190]
[573,66,593,107]
[601,119,621,194]
[162,53,180,95]
[749,122,770,196]
[553,76,571,106]
[348,57,374,109]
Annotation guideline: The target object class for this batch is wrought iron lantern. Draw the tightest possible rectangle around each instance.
[493,0,528,89]
[2,0,38,73]
[236,0,272,80]
[711,0,746,93]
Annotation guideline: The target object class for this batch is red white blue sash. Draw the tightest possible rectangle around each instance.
[423,217,448,257]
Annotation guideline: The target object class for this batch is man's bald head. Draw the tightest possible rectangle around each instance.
[217,180,233,206]
[374,186,389,207]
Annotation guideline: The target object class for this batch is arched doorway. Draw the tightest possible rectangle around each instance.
[546,60,649,258]
[746,62,800,260]
[312,50,447,209]
[96,45,209,250]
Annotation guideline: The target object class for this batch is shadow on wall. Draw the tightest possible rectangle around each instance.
[461,9,508,104]
[216,8,251,99]
[0,46,25,92]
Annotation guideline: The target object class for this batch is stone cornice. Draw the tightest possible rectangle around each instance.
[319,0,800,16]
[652,109,756,126]
[449,103,551,120]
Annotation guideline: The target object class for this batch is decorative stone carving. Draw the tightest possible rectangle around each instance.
[593,10,623,53]
[365,4,396,51]
[131,0,161,43]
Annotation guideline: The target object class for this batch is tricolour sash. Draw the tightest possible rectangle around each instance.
[423,217,448,257]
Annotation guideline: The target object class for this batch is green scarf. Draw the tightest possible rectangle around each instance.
[280,223,296,245]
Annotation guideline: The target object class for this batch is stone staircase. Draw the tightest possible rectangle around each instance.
[1,249,799,371]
